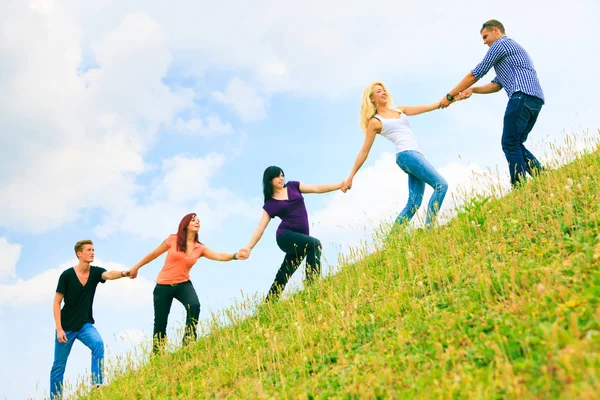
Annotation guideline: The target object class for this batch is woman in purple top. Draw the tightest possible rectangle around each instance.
[245,166,345,300]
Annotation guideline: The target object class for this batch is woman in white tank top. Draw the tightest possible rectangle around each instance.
[344,81,464,229]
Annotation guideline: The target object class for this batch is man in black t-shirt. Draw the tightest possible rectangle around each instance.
[50,240,130,399]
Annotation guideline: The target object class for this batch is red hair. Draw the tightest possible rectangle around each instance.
[176,213,200,253]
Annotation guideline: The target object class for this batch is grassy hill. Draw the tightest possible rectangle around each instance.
[85,146,600,399]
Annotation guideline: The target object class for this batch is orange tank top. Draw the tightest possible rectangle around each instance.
[156,235,205,284]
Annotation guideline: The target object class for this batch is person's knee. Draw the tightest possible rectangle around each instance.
[436,179,448,195]
[91,338,105,357]
[50,362,66,375]
[311,238,322,251]
[501,134,519,151]
[411,195,424,209]
[188,302,201,319]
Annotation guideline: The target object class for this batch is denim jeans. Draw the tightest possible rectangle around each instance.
[395,150,448,226]
[50,323,104,399]
[266,231,322,301]
[153,281,201,353]
[502,92,544,186]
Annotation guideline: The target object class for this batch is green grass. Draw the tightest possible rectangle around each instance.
[84,144,600,399]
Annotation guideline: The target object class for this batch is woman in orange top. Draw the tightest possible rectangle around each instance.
[129,213,247,352]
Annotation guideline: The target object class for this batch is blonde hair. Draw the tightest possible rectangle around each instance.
[359,81,393,133]
[74,239,93,257]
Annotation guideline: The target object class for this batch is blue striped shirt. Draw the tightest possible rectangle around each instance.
[472,36,544,103]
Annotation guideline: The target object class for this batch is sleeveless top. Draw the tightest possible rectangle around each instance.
[374,111,423,154]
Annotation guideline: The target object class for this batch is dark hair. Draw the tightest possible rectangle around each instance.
[481,19,505,34]
[177,213,200,253]
[263,166,284,202]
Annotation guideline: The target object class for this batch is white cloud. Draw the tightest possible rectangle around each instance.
[2,0,599,234]
[160,153,227,203]
[0,238,22,282]
[0,258,153,308]
[173,115,233,137]
[212,78,267,122]
[0,6,194,232]
[93,153,256,239]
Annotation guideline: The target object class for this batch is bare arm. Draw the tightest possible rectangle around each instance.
[53,293,67,343]
[129,241,169,278]
[346,118,379,189]
[396,101,441,116]
[246,210,271,251]
[299,182,343,194]
[440,72,479,108]
[101,270,131,280]
[471,82,502,94]
[448,72,479,98]
[203,247,248,261]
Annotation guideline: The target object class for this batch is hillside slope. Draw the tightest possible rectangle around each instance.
[87,149,600,399]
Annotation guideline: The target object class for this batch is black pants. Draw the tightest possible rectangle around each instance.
[266,231,322,300]
[152,281,200,352]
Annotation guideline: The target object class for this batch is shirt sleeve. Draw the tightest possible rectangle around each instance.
[288,181,301,196]
[56,271,67,294]
[471,41,506,79]
[164,235,175,249]
[263,202,276,218]
[96,266,107,284]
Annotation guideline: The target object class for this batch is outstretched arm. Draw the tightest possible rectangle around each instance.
[345,119,379,190]
[203,247,248,261]
[299,181,344,194]
[101,270,131,280]
[128,241,169,278]
[459,82,502,100]
[397,101,442,116]
[440,72,479,108]
[470,82,502,95]
[245,210,272,253]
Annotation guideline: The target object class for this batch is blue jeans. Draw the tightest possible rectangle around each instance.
[50,323,104,399]
[396,150,448,226]
[502,92,544,186]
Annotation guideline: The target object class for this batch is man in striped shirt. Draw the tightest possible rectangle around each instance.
[440,20,545,186]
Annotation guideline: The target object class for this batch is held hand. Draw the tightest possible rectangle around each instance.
[121,270,131,278]
[236,248,249,260]
[340,179,349,193]
[440,96,452,109]
[458,89,473,100]
[239,247,251,260]
[57,329,67,343]
[344,177,353,192]
[128,267,139,279]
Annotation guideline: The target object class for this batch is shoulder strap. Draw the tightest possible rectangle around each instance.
[373,115,382,122]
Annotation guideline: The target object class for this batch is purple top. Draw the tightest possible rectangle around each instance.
[263,181,310,237]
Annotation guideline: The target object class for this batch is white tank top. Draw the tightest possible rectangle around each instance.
[374,111,423,154]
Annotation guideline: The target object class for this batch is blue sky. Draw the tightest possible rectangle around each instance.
[1,0,599,398]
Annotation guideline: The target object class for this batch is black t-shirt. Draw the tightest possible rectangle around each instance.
[56,266,107,331]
